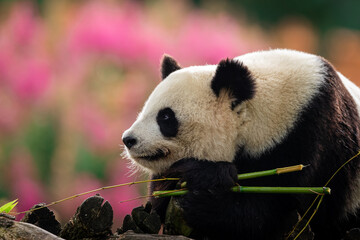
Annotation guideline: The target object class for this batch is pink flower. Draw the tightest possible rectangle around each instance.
[0,3,50,102]
[76,102,110,149]
[68,2,143,61]
[8,152,45,220]
[67,1,169,69]
[11,60,51,102]
[0,53,8,80]
[8,4,39,47]
[174,13,250,65]
[0,98,21,135]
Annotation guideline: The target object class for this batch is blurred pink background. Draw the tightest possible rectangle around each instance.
[0,0,359,229]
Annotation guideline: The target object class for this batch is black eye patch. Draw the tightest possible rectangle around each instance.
[156,108,178,138]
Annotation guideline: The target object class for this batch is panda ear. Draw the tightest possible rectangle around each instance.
[211,58,256,109]
[161,55,181,80]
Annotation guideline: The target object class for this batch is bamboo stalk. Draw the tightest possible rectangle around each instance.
[153,186,330,198]
[293,195,324,240]
[180,164,305,188]
[153,189,189,198]
[237,165,304,180]
[231,186,331,194]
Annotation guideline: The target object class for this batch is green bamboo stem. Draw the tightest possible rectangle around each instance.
[154,189,189,198]
[153,164,326,198]
[237,164,304,180]
[231,186,331,194]
[153,186,331,198]
[180,164,305,188]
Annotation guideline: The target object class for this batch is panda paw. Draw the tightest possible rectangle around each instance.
[169,158,238,194]
[167,158,239,237]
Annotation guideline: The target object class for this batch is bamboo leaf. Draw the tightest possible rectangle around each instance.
[0,199,18,213]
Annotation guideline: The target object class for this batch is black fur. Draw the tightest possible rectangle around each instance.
[150,59,360,240]
[232,59,360,239]
[211,58,256,109]
[161,55,181,80]
[157,108,178,138]
[150,159,294,239]
[149,159,238,224]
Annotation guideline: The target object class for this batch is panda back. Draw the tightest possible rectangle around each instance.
[234,49,328,156]
[338,72,360,115]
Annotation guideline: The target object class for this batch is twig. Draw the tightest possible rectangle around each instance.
[286,150,360,239]
[293,195,324,240]
[120,189,188,203]
[13,177,180,215]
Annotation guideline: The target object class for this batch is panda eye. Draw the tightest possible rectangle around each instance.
[156,107,179,138]
[157,108,174,121]
[161,114,170,121]
[160,113,170,121]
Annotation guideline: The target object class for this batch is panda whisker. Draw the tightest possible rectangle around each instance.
[126,161,147,177]
[120,149,128,160]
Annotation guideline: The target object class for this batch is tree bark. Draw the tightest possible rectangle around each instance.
[115,230,193,240]
[0,216,64,240]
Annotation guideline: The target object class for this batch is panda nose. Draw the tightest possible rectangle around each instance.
[123,136,137,149]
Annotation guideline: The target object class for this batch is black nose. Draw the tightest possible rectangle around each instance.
[123,136,137,149]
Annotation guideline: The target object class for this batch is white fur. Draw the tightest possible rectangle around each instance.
[234,49,326,156]
[123,66,240,174]
[123,49,359,174]
[339,72,360,115]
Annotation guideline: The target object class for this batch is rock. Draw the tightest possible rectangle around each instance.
[21,203,61,236]
[116,230,193,240]
[121,214,143,234]
[0,216,64,240]
[140,212,161,234]
[60,194,113,240]
[131,206,148,227]
[118,202,161,235]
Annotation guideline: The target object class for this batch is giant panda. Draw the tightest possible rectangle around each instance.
[122,49,360,240]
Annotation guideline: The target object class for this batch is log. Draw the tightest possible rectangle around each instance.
[0,216,64,240]
[115,230,193,240]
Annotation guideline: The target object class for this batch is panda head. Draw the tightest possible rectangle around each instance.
[122,55,256,174]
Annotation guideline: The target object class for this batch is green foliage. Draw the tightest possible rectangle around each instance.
[75,145,107,180]
[0,0,45,13]
[194,0,360,31]
[0,185,9,199]
[0,199,18,213]
[24,117,58,183]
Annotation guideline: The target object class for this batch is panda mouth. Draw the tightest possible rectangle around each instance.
[138,149,168,161]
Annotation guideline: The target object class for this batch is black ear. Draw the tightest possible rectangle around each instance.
[161,55,181,80]
[211,58,256,109]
